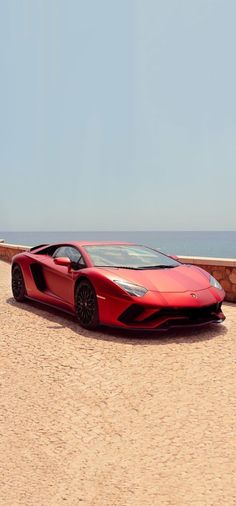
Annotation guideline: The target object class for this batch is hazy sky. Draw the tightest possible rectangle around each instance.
[1,0,236,231]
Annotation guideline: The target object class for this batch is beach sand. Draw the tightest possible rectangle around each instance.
[0,259,235,505]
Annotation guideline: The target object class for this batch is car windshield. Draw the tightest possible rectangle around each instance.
[84,245,180,269]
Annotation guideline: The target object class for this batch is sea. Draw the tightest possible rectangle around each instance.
[0,231,236,259]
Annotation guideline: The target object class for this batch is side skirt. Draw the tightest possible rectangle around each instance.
[24,296,75,317]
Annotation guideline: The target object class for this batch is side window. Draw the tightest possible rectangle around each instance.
[66,247,85,265]
[53,246,69,258]
[53,246,86,268]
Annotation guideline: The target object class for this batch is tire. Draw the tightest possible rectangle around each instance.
[75,279,99,329]
[12,264,26,302]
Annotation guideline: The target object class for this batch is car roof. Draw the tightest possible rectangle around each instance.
[69,241,135,247]
[32,241,137,252]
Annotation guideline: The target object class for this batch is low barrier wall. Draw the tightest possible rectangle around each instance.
[0,242,235,302]
[0,242,30,262]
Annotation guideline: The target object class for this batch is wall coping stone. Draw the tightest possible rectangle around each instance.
[178,256,236,267]
[0,242,30,250]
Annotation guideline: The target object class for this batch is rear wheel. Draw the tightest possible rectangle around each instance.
[12,264,26,301]
[75,279,99,329]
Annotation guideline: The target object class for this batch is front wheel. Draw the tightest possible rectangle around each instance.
[12,264,26,301]
[75,280,99,329]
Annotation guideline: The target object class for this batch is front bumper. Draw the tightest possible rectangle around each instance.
[97,285,225,330]
[117,302,225,330]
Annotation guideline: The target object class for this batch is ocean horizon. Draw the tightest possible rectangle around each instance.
[0,231,236,259]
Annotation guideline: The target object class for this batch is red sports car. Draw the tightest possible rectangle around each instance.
[11,242,225,330]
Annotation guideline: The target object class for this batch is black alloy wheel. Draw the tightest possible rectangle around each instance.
[75,279,99,329]
[12,264,26,301]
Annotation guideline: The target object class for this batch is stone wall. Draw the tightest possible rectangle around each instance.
[0,242,30,262]
[0,242,235,302]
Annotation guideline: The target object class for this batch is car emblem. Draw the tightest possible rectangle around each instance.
[191,293,198,299]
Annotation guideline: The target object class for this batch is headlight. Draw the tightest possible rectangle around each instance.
[112,279,147,297]
[210,275,223,290]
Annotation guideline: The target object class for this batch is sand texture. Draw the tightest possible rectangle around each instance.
[0,260,235,505]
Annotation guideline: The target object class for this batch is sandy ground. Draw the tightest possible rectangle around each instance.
[0,260,235,506]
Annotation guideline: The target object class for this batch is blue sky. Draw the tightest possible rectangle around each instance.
[1,0,236,231]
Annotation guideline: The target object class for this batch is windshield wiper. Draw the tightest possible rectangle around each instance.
[96,265,177,270]
[96,265,142,269]
[142,265,177,269]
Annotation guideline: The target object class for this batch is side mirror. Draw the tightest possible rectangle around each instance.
[54,257,71,267]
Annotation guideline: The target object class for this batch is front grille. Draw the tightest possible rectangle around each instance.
[144,303,221,323]
[118,302,222,327]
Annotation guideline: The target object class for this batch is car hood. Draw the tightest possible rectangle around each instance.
[101,265,211,293]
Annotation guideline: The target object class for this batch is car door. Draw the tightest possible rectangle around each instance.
[42,246,84,305]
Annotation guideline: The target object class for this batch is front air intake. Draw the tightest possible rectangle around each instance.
[118,304,144,324]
